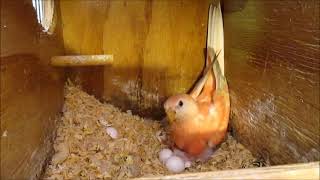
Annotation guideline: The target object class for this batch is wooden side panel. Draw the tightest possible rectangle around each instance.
[223,0,320,164]
[0,0,65,179]
[59,0,211,118]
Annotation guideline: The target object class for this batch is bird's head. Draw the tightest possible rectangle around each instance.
[163,94,198,124]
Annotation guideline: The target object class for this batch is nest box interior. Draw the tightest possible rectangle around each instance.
[1,0,319,179]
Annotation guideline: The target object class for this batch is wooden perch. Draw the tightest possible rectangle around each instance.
[51,55,113,66]
[136,162,319,180]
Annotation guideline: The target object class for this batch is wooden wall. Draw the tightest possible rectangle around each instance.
[223,0,320,164]
[0,0,65,179]
[59,0,211,118]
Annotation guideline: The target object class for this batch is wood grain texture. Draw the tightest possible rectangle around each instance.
[59,0,211,118]
[136,162,319,180]
[223,0,320,164]
[0,0,65,179]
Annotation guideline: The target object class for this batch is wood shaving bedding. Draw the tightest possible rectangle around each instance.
[43,82,267,180]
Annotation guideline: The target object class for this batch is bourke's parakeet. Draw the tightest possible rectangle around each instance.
[163,2,230,161]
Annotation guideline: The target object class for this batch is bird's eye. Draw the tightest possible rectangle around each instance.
[178,100,183,107]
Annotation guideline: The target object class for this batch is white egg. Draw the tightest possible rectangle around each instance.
[165,156,185,173]
[106,127,118,139]
[159,148,173,163]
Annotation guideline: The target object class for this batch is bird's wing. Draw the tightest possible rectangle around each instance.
[189,51,219,100]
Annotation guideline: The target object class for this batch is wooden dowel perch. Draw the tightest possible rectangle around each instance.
[136,162,320,180]
[51,55,113,67]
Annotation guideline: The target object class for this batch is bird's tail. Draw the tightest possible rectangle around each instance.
[190,2,226,99]
[207,2,224,76]
[206,2,228,92]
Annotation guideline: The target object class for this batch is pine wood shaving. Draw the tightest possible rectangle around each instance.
[43,82,268,179]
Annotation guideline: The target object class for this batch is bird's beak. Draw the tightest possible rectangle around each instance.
[165,108,176,124]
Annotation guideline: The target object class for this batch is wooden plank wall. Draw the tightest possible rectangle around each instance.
[0,0,65,179]
[59,0,211,119]
[223,0,320,164]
